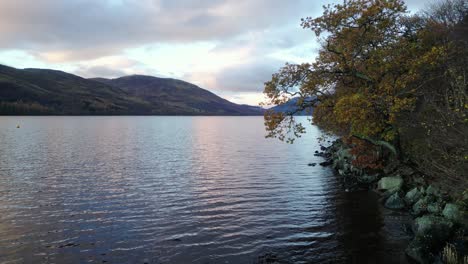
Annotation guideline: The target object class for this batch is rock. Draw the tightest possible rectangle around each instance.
[407,215,455,263]
[385,192,405,209]
[405,187,423,205]
[378,176,403,191]
[307,163,316,167]
[319,160,333,166]
[412,195,436,216]
[414,215,454,235]
[413,176,426,185]
[357,174,378,184]
[398,165,415,177]
[442,203,463,224]
[427,202,443,214]
[426,185,440,196]
[382,187,400,199]
[320,146,327,151]
[331,147,352,170]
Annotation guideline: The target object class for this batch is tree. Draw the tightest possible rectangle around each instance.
[263,0,467,178]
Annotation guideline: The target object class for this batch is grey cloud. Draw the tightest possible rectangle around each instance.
[0,0,316,61]
[196,58,285,93]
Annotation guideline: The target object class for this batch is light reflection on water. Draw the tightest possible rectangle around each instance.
[0,116,410,263]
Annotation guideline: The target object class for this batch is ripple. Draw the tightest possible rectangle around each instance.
[0,116,410,264]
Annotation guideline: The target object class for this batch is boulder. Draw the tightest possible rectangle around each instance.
[442,203,463,224]
[407,215,455,263]
[331,147,352,170]
[385,192,405,209]
[412,195,436,216]
[427,202,443,214]
[378,176,403,191]
[414,215,454,235]
[426,185,440,196]
[405,187,423,205]
[357,174,379,184]
[319,160,333,167]
[382,187,400,200]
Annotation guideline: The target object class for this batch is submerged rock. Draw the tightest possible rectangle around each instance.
[378,176,403,191]
[385,192,405,209]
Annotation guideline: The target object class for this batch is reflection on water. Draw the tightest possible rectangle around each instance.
[0,116,410,263]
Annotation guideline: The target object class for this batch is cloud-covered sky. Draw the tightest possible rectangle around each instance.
[0,0,427,105]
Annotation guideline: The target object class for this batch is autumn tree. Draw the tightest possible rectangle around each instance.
[264,0,467,184]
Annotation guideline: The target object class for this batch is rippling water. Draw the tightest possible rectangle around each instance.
[0,116,410,263]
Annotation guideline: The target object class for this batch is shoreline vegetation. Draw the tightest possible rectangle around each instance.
[262,0,467,263]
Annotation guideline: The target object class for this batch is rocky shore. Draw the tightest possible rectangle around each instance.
[317,139,467,264]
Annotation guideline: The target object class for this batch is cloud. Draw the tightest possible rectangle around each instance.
[0,0,317,62]
[74,66,127,79]
[72,56,161,78]
[194,58,284,93]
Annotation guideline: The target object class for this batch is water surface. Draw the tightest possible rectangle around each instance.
[0,116,410,263]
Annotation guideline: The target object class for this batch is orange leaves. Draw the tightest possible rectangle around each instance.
[344,136,385,169]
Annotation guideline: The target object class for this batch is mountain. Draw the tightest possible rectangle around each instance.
[91,75,264,115]
[269,97,314,116]
[0,64,263,115]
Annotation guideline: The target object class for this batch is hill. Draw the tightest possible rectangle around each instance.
[0,65,263,115]
[92,75,264,115]
[269,97,314,116]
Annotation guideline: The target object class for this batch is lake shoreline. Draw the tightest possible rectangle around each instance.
[317,139,467,264]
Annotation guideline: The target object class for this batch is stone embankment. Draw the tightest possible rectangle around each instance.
[316,140,467,264]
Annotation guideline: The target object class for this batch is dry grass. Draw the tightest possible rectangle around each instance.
[443,243,468,264]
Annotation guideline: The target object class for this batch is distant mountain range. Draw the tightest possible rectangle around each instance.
[269,97,314,116]
[0,64,264,115]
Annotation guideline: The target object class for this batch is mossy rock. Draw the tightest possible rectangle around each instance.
[405,187,423,205]
[426,185,440,196]
[385,192,405,209]
[378,176,403,191]
[407,215,455,263]
[427,202,443,214]
[412,195,436,216]
[414,214,454,234]
[442,203,464,224]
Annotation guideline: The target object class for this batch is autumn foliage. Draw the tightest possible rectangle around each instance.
[264,0,467,188]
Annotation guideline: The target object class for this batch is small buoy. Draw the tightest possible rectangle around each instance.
[16,125,20,128]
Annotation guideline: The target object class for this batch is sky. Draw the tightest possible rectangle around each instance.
[0,0,428,106]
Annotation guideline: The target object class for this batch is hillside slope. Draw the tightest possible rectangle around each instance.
[0,65,263,115]
[92,75,263,115]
